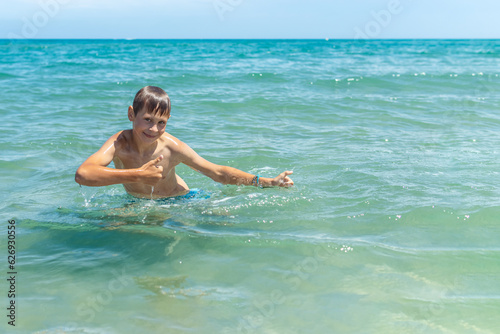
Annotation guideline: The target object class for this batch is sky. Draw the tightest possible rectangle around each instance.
[1,0,499,39]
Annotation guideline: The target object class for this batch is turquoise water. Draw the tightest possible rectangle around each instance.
[1,39,500,333]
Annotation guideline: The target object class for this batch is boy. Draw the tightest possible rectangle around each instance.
[75,86,294,198]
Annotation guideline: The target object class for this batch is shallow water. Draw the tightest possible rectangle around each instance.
[1,39,500,333]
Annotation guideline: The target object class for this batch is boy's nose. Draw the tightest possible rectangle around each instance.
[150,124,158,132]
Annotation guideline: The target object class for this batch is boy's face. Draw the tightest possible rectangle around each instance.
[128,107,170,143]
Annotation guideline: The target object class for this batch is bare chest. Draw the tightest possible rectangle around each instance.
[114,147,175,173]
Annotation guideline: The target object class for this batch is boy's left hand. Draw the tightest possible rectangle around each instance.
[271,171,294,187]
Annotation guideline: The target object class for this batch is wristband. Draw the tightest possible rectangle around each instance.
[252,174,261,188]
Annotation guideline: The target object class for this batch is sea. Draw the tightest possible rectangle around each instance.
[1,39,500,334]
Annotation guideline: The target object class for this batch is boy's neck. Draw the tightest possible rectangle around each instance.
[130,132,158,156]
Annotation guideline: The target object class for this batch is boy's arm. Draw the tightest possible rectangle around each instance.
[75,132,164,187]
[176,142,293,188]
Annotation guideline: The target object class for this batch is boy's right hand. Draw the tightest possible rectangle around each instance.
[138,155,164,186]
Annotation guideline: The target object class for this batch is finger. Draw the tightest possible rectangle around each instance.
[147,155,164,167]
[145,155,162,167]
[154,155,164,163]
[278,171,293,180]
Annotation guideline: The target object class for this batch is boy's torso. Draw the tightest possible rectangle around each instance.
[112,130,189,198]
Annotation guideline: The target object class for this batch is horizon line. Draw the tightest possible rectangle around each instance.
[2,37,500,41]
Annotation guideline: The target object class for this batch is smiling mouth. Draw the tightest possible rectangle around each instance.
[143,132,157,139]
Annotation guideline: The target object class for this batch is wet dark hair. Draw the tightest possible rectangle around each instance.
[132,86,171,117]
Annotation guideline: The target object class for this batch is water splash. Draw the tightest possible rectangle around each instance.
[79,185,96,207]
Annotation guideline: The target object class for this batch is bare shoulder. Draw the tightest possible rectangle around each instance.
[103,130,128,144]
[160,133,197,166]
[160,132,188,153]
[112,130,132,150]
[114,130,131,142]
